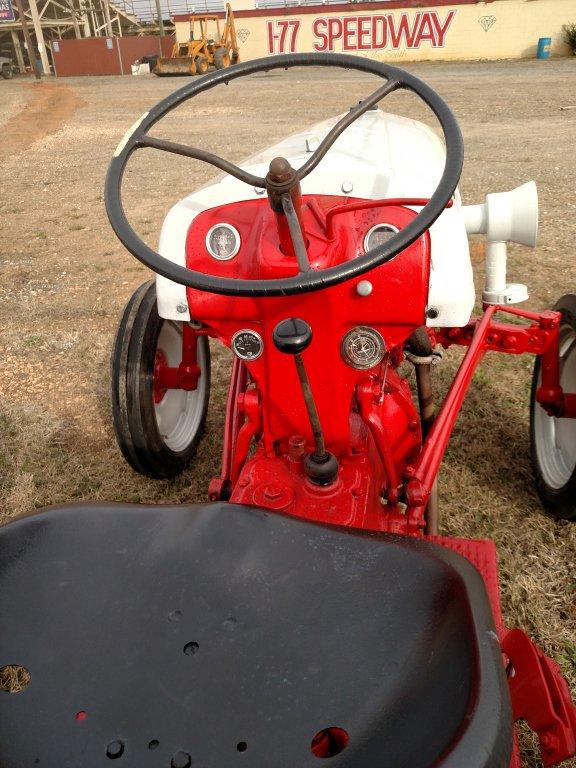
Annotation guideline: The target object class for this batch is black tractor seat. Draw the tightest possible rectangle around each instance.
[0,502,512,768]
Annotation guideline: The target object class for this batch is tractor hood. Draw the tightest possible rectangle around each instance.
[174,108,448,205]
[157,109,475,328]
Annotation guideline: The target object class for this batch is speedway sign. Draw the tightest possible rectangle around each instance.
[0,0,15,22]
[267,10,456,54]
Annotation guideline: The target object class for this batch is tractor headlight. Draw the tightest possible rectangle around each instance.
[206,223,241,260]
[363,223,398,253]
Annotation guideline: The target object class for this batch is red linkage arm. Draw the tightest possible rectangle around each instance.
[405,306,497,511]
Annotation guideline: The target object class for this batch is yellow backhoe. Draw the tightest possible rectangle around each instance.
[154,3,239,76]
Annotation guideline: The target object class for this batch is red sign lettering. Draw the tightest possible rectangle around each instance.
[358,17,372,51]
[312,18,328,52]
[267,19,301,54]
[432,11,455,48]
[307,11,456,54]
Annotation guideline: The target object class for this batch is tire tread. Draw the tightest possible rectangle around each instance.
[111,281,210,479]
[530,294,576,522]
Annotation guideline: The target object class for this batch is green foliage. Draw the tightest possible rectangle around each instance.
[563,23,576,53]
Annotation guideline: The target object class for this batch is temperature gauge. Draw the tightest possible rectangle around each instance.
[206,223,241,261]
[231,329,264,361]
[363,223,399,253]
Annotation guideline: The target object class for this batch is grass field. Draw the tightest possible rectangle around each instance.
[0,59,575,766]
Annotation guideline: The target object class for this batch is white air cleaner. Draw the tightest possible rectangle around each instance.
[463,181,538,305]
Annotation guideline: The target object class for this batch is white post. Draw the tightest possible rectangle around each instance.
[81,1,91,36]
[68,0,82,38]
[28,0,51,75]
[13,0,41,78]
[90,7,98,34]
[154,0,164,36]
[102,0,114,37]
[11,28,26,72]
[483,242,508,297]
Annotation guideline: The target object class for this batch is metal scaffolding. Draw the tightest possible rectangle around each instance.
[0,0,235,73]
[0,0,143,74]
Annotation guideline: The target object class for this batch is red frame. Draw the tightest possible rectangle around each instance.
[156,194,576,765]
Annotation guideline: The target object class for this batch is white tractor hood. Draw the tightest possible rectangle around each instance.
[157,108,475,328]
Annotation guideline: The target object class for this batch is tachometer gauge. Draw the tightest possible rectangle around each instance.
[231,329,263,361]
[363,223,399,253]
[341,326,386,370]
[206,223,241,260]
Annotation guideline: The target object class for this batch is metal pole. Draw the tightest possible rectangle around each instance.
[27,0,51,75]
[67,0,82,38]
[80,1,90,36]
[90,6,97,35]
[102,0,113,37]
[10,28,26,72]
[154,0,164,36]
[13,0,41,79]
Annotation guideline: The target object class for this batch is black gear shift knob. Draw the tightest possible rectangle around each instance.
[273,318,312,355]
[272,317,337,485]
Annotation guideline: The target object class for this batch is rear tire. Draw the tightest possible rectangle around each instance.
[111,280,210,479]
[1,64,12,80]
[214,48,230,69]
[194,55,208,75]
[530,294,576,521]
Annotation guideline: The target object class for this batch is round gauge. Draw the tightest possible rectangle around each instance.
[341,326,386,370]
[206,223,241,261]
[363,223,399,253]
[231,329,263,361]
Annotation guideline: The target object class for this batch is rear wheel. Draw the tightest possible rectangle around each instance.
[194,55,208,75]
[530,294,576,521]
[111,280,210,479]
[214,48,230,69]
[1,64,12,80]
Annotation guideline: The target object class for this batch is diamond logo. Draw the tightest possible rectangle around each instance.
[479,15,497,32]
[237,28,250,43]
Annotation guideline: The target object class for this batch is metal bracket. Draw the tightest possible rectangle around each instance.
[503,628,576,767]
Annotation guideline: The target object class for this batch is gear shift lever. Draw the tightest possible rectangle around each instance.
[273,318,338,485]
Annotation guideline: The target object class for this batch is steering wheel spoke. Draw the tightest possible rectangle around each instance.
[297,77,401,182]
[138,135,266,189]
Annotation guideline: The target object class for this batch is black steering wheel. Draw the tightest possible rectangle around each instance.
[105,52,463,297]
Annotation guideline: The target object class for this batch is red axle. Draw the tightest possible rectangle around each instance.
[153,323,204,404]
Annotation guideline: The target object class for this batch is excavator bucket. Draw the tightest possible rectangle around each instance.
[154,57,196,76]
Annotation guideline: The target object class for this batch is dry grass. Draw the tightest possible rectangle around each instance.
[0,60,575,765]
[0,665,31,694]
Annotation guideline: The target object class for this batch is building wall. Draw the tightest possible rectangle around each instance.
[175,0,573,62]
[52,36,174,77]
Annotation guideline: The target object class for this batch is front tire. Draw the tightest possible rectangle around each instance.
[194,55,209,75]
[530,294,576,521]
[214,48,231,69]
[111,280,210,479]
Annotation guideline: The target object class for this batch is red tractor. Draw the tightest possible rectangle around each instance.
[0,54,574,767]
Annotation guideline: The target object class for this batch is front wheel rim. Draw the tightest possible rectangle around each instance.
[153,322,208,453]
[534,325,576,489]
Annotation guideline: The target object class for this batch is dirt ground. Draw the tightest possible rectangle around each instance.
[1,59,575,766]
